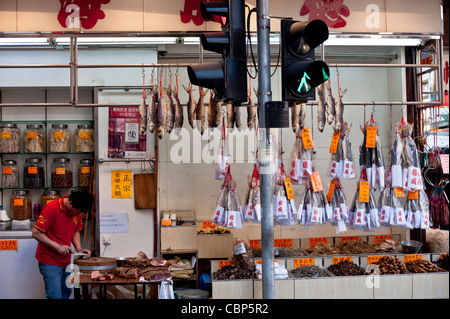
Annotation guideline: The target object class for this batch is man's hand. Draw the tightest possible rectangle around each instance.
[56,244,72,255]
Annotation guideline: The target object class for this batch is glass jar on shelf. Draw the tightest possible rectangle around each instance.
[51,157,73,187]
[0,123,20,153]
[2,160,19,188]
[24,124,46,153]
[78,159,93,187]
[75,123,94,153]
[23,158,45,188]
[49,124,70,153]
[41,190,62,209]
[10,190,32,220]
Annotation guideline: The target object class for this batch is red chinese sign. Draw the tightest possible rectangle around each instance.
[300,0,350,29]
[58,0,110,29]
[180,0,225,26]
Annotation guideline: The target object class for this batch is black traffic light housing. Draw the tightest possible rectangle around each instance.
[281,19,330,102]
[187,0,247,103]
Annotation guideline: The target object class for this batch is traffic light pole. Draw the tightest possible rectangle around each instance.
[256,0,275,299]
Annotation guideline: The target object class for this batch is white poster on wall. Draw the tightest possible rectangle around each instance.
[100,212,129,233]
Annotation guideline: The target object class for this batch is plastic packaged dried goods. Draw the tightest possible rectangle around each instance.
[2,160,19,188]
[0,123,20,153]
[24,124,45,153]
[10,190,32,220]
[49,124,70,153]
[75,124,94,152]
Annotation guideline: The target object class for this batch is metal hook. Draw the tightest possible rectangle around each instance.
[141,64,145,78]
[175,64,179,77]
[371,101,375,116]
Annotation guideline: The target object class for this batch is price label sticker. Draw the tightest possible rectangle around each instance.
[202,221,217,229]
[28,167,38,174]
[374,235,392,243]
[274,239,293,247]
[366,126,377,148]
[302,128,314,149]
[81,167,91,174]
[408,190,419,200]
[80,131,90,139]
[3,167,13,175]
[256,259,278,265]
[1,132,11,139]
[56,168,66,175]
[284,177,295,200]
[250,240,260,249]
[332,256,352,264]
[359,181,370,203]
[327,179,336,202]
[329,131,341,153]
[294,258,314,268]
[219,260,234,269]
[161,218,171,226]
[394,187,405,198]
[13,198,24,206]
[404,254,423,263]
[27,131,37,139]
[53,131,64,139]
[368,256,383,265]
[440,154,449,174]
[341,236,359,243]
[310,171,324,192]
[0,240,17,251]
[309,237,327,246]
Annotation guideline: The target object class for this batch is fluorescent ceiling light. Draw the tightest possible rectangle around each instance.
[0,38,49,46]
[324,37,422,46]
[55,37,178,45]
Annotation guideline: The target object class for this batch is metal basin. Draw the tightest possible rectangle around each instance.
[401,240,423,253]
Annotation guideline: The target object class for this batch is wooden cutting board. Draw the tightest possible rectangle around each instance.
[133,172,156,209]
[74,257,117,272]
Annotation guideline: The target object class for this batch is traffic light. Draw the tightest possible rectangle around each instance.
[281,19,330,102]
[187,0,247,103]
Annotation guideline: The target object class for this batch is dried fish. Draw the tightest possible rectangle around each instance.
[299,103,306,129]
[207,90,216,129]
[234,104,242,131]
[247,88,257,130]
[317,84,326,132]
[139,89,149,135]
[334,88,346,132]
[291,102,300,134]
[157,87,167,140]
[183,83,196,128]
[196,87,207,135]
[325,80,335,125]
[172,87,184,135]
[147,86,158,134]
[165,87,175,133]
[226,102,234,130]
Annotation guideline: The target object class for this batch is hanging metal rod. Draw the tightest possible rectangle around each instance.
[98,157,156,164]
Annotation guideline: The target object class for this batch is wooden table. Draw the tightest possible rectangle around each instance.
[74,274,160,299]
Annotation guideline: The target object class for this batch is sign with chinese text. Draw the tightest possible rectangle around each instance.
[111,170,132,198]
[0,240,17,251]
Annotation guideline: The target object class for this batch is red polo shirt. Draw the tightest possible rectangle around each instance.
[34,196,83,266]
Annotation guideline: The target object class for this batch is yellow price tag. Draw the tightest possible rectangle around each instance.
[284,177,295,200]
[359,181,370,203]
[367,256,383,265]
[366,126,377,148]
[302,128,314,149]
[329,131,341,153]
[404,254,423,263]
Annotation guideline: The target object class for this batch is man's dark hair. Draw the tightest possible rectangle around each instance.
[69,191,93,213]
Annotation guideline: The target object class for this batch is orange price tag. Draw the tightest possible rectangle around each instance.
[327,179,336,202]
[404,254,423,263]
[366,126,377,148]
[80,131,90,139]
[284,177,295,200]
[53,131,64,139]
[219,260,234,269]
[408,190,419,200]
[250,240,260,249]
[368,255,383,265]
[294,258,314,268]
[13,199,24,206]
[256,259,277,264]
[202,221,217,229]
[28,167,38,174]
[341,236,359,243]
[394,187,405,198]
[310,171,324,192]
[302,128,314,150]
[359,181,370,203]
[332,256,352,264]
[3,167,13,175]
[161,218,171,226]
[274,239,292,248]
[1,132,11,139]
[0,240,17,251]
[81,166,91,174]
[56,168,65,175]
[374,235,392,243]
[27,131,37,139]
[309,237,327,246]
[329,131,341,153]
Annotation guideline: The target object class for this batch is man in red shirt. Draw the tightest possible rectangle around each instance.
[32,190,93,299]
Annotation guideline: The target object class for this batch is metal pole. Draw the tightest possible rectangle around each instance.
[256,0,275,299]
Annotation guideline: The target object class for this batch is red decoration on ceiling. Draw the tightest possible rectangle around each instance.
[300,0,350,29]
[58,0,110,29]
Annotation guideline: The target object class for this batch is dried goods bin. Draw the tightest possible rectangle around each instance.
[212,279,254,299]
[333,275,374,299]
[373,274,413,299]
[412,272,449,299]
[253,277,295,299]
